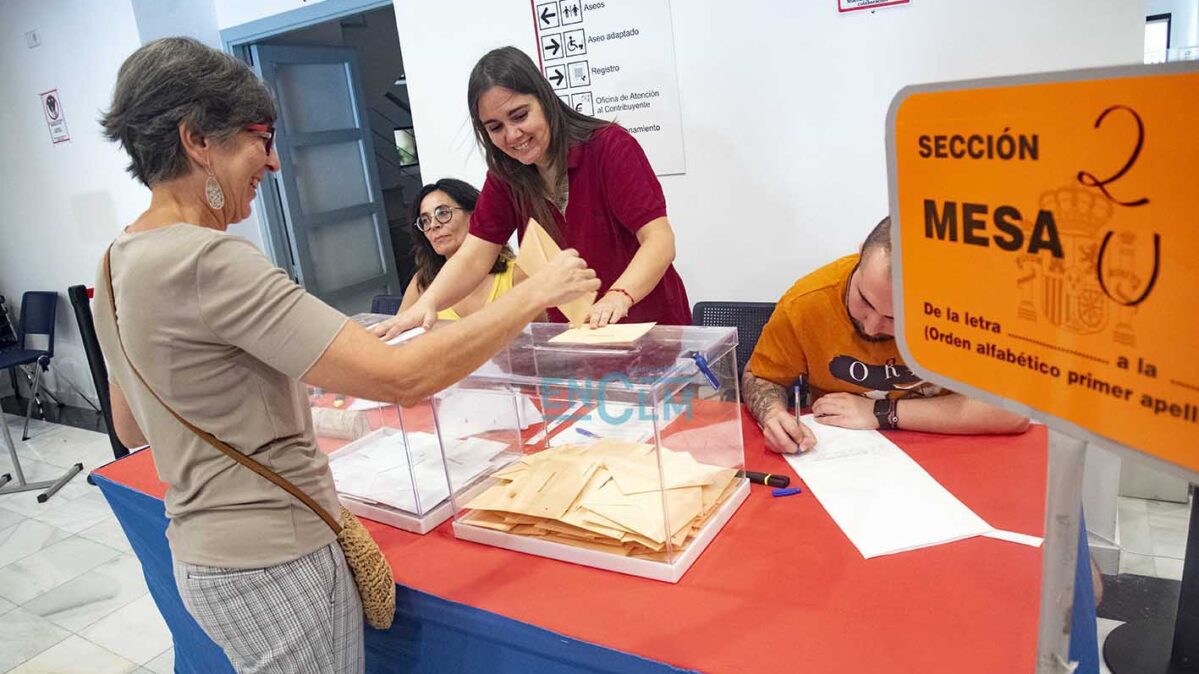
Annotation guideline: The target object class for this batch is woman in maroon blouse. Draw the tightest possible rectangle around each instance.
[375,47,690,337]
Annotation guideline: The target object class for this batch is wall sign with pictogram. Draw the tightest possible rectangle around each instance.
[838,0,910,13]
[39,89,70,144]
[531,0,686,175]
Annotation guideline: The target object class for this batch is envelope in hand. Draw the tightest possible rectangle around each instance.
[514,218,596,325]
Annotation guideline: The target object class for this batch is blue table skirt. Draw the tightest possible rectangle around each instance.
[93,474,691,674]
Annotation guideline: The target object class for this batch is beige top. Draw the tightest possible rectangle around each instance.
[94,224,348,568]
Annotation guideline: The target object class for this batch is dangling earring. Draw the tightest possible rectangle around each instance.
[204,164,225,210]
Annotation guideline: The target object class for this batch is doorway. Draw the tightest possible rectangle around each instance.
[228,3,422,315]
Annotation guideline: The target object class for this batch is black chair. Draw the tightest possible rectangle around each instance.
[0,291,83,502]
[691,301,777,377]
[0,291,64,440]
[370,294,404,315]
[0,295,19,396]
[68,285,129,459]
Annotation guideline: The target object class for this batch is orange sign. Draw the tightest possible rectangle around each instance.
[888,64,1199,478]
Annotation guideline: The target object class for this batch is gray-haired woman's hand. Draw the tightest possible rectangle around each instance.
[528,249,600,310]
[370,299,437,340]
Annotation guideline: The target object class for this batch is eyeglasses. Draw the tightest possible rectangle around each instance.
[245,123,276,155]
[413,205,465,231]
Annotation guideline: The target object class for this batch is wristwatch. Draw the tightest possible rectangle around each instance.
[873,398,899,430]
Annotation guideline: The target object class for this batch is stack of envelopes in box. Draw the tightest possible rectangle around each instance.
[461,439,740,560]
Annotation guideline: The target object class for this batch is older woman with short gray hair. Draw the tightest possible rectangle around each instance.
[96,37,598,674]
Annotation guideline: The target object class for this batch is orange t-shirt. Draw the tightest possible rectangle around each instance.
[748,254,945,400]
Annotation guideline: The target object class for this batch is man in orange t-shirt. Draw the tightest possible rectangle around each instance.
[744,216,1029,454]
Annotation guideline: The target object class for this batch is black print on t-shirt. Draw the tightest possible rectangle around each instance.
[828,355,923,393]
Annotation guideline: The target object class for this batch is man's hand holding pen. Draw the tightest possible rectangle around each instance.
[761,406,816,454]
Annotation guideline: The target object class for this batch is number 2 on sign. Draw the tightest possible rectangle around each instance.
[1077,104,1160,308]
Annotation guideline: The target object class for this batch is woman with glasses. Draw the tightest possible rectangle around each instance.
[373,46,690,339]
[94,37,598,674]
[401,178,525,320]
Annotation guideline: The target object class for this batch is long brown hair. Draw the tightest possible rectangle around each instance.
[409,179,512,292]
[467,47,611,244]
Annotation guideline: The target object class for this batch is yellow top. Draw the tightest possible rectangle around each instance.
[436,259,515,321]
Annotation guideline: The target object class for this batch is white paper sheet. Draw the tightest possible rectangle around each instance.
[982,529,1044,547]
[548,403,675,447]
[346,398,388,411]
[385,326,426,346]
[436,389,543,439]
[783,415,993,558]
[329,429,506,516]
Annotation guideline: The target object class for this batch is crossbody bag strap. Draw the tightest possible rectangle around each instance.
[103,246,341,534]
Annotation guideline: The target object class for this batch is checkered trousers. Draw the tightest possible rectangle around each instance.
[174,542,365,674]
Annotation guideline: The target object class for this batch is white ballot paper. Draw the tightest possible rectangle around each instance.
[385,326,426,346]
[329,429,507,516]
[436,389,543,439]
[784,415,993,558]
[548,403,678,447]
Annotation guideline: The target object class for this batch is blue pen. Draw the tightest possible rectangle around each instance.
[691,352,721,390]
[772,487,803,497]
[574,426,601,439]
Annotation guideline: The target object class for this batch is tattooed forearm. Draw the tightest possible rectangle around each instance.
[742,367,790,425]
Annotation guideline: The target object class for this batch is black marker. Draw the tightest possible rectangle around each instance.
[738,470,790,488]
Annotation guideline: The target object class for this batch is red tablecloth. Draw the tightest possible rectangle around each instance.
[95,410,1047,673]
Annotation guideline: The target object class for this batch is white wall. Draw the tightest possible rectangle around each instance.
[0,0,1146,407]
[1148,0,1199,51]
[1082,444,1123,573]
[214,0,311,29]
[0,0,146,405]
[132,0,220,49]
[0,0,268,406]
[133,0,267,249]
[392,0,1144,307]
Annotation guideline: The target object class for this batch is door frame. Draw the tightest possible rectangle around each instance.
[219,0,394,276]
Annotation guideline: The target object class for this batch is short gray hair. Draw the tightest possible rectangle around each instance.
[101,37,276,187]
[862,216,892,254]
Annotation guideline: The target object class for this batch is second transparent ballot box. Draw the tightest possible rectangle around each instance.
[305,313,453,534]
[432,323,749,582]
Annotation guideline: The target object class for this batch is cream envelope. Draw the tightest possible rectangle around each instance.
[581,480,702,544]
[461,509,516,531]
[548,322,657,345]
[604,450,727,495]
[503,458,598,520]
[513,218,596,325]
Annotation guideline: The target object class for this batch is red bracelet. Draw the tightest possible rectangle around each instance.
[608,287,636,305]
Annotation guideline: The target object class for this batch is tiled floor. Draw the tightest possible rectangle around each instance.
[1096,493,1193,674]
[1115,495,1191,580]
[0,413,1191,672]
[0,414,172,674]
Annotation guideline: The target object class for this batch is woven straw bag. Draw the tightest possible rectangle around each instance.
[104,248,396,629]
[334,507,395,628]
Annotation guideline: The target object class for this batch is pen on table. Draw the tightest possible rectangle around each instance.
[574,426,601,439]
[772,487,803,497]
[737,470,790,488]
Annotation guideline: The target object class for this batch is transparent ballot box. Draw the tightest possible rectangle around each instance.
[433,323,749,583]
[308,388,454,534]
[304,313,456,534]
